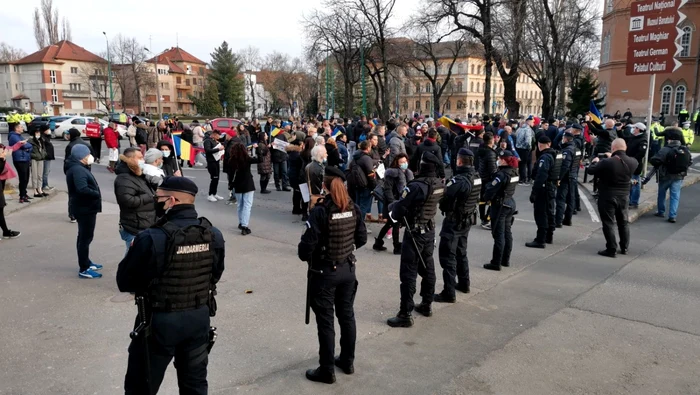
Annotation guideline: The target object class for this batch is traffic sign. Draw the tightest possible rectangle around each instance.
[223,101,227,108]
[625,0,686,76]
[42,101,47,106]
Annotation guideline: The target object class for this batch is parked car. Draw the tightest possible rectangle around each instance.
[54,116,124,138]
[0,117,26,134]
[27,116,53,133]
[210,118,241,136]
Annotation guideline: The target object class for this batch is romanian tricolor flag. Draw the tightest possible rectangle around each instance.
[172,133,195,165]
[588,100,602,124]
[271,127,282,137]
[437,115,468,135]
[503,108,509,118]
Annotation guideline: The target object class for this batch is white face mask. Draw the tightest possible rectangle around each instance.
[161,150,171,158]
[138,159,145,169]
[86,155,95,165]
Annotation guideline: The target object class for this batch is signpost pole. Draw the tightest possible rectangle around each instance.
[642,73,656,182]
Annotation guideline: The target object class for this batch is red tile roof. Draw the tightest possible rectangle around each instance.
[15,40,106,65]
[166,58,185,74]
[148,47,206,65]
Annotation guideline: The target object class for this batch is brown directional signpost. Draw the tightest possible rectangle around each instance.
[625,0,687,177]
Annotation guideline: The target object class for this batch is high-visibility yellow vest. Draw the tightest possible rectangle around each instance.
[682,127,695,146]
[650,123,664,141]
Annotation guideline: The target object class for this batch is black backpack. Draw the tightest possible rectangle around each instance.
[346,161,368,189]
[666,146,692,175]
[135,127,148,145]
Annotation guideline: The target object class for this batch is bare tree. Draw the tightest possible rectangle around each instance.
[32,0,72,48]
[237,46,261,117]
[110,35,155,112]
[304,4,369,118]
[78,58,111,112]
[0,43,27,62]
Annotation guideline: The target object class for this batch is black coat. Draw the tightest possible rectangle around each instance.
[477,144,498,181]
[287,144,304,187]
[65,157,102,216]
[42,134,55,160]
[225,156,260,194]
[114,161,157,235]
[626,133,648,175]
[410,139,444,178]
[587,150,638,197]
[326,143,341,168]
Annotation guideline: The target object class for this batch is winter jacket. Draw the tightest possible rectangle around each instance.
[586,150,638,197]
[203,135,223,163]
[42,134,55,160]
[587,122,614,155]
[477,144,498,181]
[8,131,32,163]
[650,140,687,181]
[134,124,149,145]
[337,141,349,170]
[256,143,273,175]
[437,126,450,155]
[113,159,157,235]
[157,140,180,177]
[65,157,102,216]
[626,133,648,175]
[64,129,92,173]
[104,127,119,149]
[515,125,534,150]
[409,139,444,178]
[382,167,414,216]
[306,161,325,195]
[271,135,289,163]
[29,135,46,161]
[287,144,304,188]
[352,150,377,190]
[326,143,341,168]
[225,155,261,194]
[126,124,137,147]
[387,131,407,165]
[147,126,164,148]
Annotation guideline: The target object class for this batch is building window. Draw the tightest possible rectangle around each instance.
[445,100,451,110]
[601,33,611,64]
[470,64,474,74]
[178,91,183,99]
[415,100,421,110]
[415,83,420,93]
[457,81,463,92]
[599,83,607,100]
[15,83,18,90]
[674,85,686,115]
[426,83,431,93]
[13,65,18,72]
[176,77,182,84]
[477,82,480,92]
[69,83,81,91]
[681,27,692,57]
[51,89,58,102]
[49,70,56,84]
[457,100,463,109]
[477,65,481,75]
[470,81,474,92]
[425,100,430,110]
[70,67,78,74]
[458,63,464,74]
[469,100,473,110]
[403,83,409,94]
[606,0,613,13]
[660,85,672,114]
[402,100,408,110]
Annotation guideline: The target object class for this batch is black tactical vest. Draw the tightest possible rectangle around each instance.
[326,201,356,262]
[571,149,582,175]
[465,175,481,214]
[503,168,519,199]
[415,177,444,226]
[150,218,214,312]
[549,152,563,181]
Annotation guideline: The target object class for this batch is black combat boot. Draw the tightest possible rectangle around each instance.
[414,302,432,317]
[455,282,470,293]
[483,263,501,271]
[372,238,387,251]
[393,242,402,255]
[334,357,354,375]
[562,219,572,226]
[545,234,553,244]
[305,368,336,384]
[433,292,456,303]
[525,240,546,249]
[387,311,414,327]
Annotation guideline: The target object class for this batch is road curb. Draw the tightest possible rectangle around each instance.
[4,190,63,216]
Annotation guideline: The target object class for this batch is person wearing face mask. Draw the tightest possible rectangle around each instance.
[158,140,182,177]
[65,144,103,279]
[306,145,328,210]
[117,176,225,394]
[374,153,413,254]
[143,148,166,185]
[483,151,520,271]
[28,127,48,198]
[114,147,157,253]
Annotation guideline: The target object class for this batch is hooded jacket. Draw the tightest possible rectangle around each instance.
[65,156,102,216]
[387,130,406,165]
[157,140,180,177]
[382,167,414,216]
[113,157,157,235]
[8,131,33,163]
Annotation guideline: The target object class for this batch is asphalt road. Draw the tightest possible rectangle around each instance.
[3,140,699,394]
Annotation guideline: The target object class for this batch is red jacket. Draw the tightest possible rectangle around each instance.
[85,122,101,138]
[104,127,119,148]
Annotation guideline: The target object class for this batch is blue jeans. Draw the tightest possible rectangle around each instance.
[119,227,136,256]
[629,175,641,206]
[657,179,682,219]
[42,160,52,189]
[235,191,254,227]
[355,189,372,219]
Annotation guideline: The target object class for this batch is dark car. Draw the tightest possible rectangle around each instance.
[28,116,53,133]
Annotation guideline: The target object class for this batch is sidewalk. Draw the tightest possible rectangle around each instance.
[577,167,700,223]
[3,180,59,215]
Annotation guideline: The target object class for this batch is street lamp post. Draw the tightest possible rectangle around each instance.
[103,32,114,112]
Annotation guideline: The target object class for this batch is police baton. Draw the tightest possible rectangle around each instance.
[403,217,427,272]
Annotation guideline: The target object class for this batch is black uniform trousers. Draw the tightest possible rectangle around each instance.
[89,137,102,160]
[125,307,210,395]
[490,200,515,267]
[438,219,470,299]
[555,179,574,225]
[207,161,220,196]
[534,185,556,243]
[479,185,490,224]
[310,262,358,373]
[400,229,436,313]
[14,161,30,198]
[598,193,630,252]
[571,175,581,211]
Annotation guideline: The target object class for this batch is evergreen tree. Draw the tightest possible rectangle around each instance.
[567,73,605,118]
[209,41,246,114]
[191,82,223,116]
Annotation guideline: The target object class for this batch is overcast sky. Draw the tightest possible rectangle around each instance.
[1,0,419,64]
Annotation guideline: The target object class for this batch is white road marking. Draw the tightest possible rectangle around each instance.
[515,218,537,223]
[579,187,600,223]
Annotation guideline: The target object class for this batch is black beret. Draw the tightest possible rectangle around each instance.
[498,150,514,158]
[538,136,552,144]
[420,151,442,167]
[571,123,583,130]
[324,166,346,181]
[159,176,198,196]
[458,148,474,157]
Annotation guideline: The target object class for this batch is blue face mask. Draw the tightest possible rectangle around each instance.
[399,162,408,170]
[322,158,327,164]
[161,150,171,158]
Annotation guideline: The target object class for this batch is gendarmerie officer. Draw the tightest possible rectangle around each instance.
[117,177,225,395]
[570,124,585,214]
[555,131,576,227]
[298,166,367,384]
[483,150,519,270]
[434,148,480,302]
[387,152,444,327]
[477,132,498,229]
[527,136,558,248]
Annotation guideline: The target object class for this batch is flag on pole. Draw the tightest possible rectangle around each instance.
[172,134,194,164]
[588,100,603,124]
[271,127,282,137]
[437,115,468,134]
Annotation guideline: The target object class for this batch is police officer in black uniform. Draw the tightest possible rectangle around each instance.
[434,148,480,302]
[117,177,225,395]
[387,152,444,327]
[298,167,367,384]
[555,131,576,227]
[477,132,498,229]
[483,150,519,271]
[527,136,558,248]
[570,124,585,214]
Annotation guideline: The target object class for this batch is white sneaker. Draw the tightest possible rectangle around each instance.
[207,195,218,202]
[214,195,224,200]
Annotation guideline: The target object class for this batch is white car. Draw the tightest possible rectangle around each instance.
[54,116,127,138]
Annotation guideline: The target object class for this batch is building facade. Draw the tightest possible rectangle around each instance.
[0,40,117,115]
[243,72,269,119]
[598,0,700,121]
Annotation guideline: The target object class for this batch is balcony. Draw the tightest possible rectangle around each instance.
[63,90,90,99]
[176,84,193,90]
[176,97,193,103]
